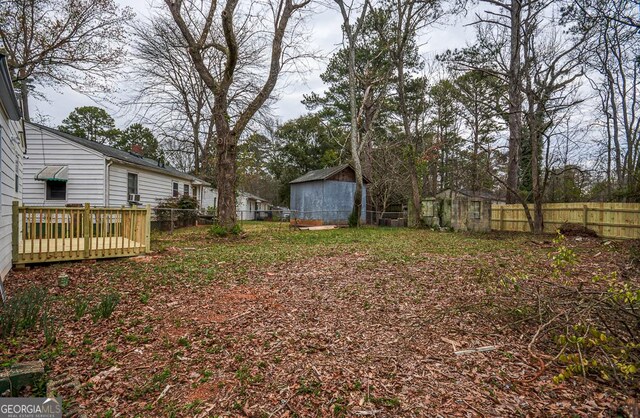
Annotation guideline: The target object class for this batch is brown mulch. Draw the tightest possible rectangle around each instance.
[2,236,636,417]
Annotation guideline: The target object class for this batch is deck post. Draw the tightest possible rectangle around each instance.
[145,204,151,253]
[83,203,91,258]
[12,201,19,263]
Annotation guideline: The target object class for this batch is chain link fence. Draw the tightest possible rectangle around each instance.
[151,208,408,233]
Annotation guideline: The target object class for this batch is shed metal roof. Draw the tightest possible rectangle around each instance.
[28,122,209,185]
[290,164,369,184]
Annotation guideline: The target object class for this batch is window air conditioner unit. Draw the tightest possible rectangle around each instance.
[129,193,141,203]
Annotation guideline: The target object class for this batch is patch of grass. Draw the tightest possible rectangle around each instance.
[209,224,243,237]
[296,377,322,396]
[92,292,120,321]
[132,368,171,400]
[235,365,263,385]
[367,395,400,408]
[0,286,48,339]
[40,309,57,346]
[139,291,150,304]
[72,297,89,320]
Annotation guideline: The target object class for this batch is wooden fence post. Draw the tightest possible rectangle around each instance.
[170,209,174,234]
[499,206,504,231]
[12,201,19,263]
[583,205,588,229]
[145,205,151,253]
[83,203,91,257]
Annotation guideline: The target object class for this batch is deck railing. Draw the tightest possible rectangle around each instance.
[12,202,151,264]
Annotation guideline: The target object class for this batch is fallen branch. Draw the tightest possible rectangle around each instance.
[454,346,497,355]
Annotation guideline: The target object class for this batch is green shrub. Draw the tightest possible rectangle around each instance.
[155,195,200,229]
[40,309,58,346]
[73,297,89,320]
[92,292,121,321]
[549,231,577,276]
[0,286,48,339]
[552,265,639,386]
[348,211,359,228]
[209,223,243,237]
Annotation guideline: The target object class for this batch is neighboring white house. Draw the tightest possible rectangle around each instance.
[201,188,270,220]
[237,191,270,220]
[23,123,209,208]
[201,186,218,213]
[0,53,25,282]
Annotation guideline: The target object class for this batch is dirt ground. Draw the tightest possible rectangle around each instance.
[2,224,638,417]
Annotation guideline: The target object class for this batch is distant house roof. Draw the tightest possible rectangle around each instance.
[28,122,209,185]
[0,53,21,121]
[290,164,370,184]
[436,188,504,201]
[240,191,269,203]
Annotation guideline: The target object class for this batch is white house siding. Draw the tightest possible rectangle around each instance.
[23,124,105,206]
[107,163,194,208]
[236,195,254,220]
[0,115,23,280]
[201,187,218,212]
[236,194,270,221]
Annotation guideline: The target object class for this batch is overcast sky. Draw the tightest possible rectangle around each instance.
[30,0,477,129]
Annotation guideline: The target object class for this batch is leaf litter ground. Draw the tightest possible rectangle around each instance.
[2,223,636,417]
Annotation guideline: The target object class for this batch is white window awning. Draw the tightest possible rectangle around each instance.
[35,166,68,182]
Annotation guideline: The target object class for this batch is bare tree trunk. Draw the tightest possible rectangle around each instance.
[348,41,364,226]
[20,85,30,122]
[166,0,309,230]
[408,158,421,227]
[530,124,543,233]
[334,0,368,227]
[216,136,237,228]
[506,0,523,204]
[19,67,30,121]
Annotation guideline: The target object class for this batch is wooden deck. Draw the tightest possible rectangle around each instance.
[18,237,146,263]
[13,202,151,265]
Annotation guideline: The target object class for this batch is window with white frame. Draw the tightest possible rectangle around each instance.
[127,173,138,195]
[183,184,189,196]
[172,182,179,197]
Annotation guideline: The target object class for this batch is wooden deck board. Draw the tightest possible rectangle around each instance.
[17,237,146,263]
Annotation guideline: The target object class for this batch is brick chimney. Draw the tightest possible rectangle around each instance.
[131,144,143,156]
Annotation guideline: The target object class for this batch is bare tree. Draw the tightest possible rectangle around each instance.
[378,0,449,226]
[0,0,133,120]
[164,0,311,229]
[129,16,216,178]
[333,0,371,226]
[575,0,640,200]
[521,9,587,232]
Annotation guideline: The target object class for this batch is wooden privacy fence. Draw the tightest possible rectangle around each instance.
[12,202,151,265]
[491,202,640,239]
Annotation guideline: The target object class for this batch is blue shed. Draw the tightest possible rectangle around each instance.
[290,164,369,225]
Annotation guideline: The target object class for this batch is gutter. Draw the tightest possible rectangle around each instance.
[104,159,113,207]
